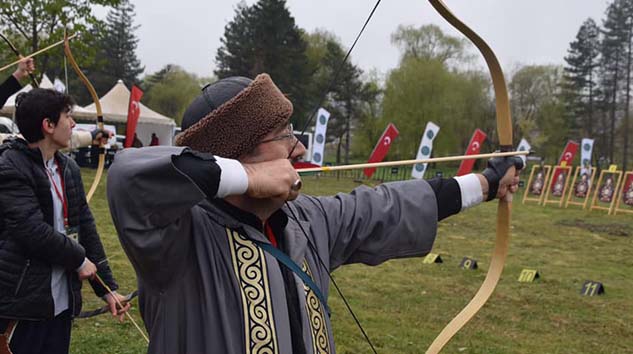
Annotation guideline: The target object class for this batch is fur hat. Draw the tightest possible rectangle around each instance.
[175,73,293,158]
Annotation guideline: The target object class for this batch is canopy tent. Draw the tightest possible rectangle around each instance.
[75,80,175,146]
[0,75,91,116]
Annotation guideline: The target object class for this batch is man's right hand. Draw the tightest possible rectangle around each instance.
[13,57,35,81]
[77,259,97,280]
[243,159,301,201]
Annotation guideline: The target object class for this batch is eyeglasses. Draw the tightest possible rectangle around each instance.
[259,123,296,144]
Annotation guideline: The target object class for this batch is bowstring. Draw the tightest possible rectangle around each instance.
[285,1,383,353]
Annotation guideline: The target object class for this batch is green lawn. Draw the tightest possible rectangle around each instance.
[72,170,633,354]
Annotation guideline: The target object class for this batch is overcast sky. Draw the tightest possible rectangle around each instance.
[110,0,611,79]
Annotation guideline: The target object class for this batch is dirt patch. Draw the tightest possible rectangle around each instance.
[556,219,631,237]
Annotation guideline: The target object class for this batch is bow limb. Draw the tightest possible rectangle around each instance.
[63,31,105,203]
[0,32,39,87]
[425,1,513,353]
[77,290,138,319]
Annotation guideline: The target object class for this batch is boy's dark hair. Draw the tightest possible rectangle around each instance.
[15,88,75,143]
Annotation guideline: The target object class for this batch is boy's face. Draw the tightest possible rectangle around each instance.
[48,111,75,148]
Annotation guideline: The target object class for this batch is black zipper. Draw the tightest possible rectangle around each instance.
[14,259,30,296]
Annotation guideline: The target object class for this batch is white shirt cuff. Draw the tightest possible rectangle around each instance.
[214,156,248,198]
[454,174,484,211]
[76,258,88,272]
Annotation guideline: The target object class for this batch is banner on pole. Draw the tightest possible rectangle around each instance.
[551,140,579,189]
[580,138,594,176]
[456,128,487,176]
[124,85,144,148]
[363,123,399,178]
[411,122,440,179]
[311,108,330,166]
[517,138,531,166]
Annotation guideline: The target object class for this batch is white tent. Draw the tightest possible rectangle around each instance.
[76,80,175,146]
[0,75,91,116]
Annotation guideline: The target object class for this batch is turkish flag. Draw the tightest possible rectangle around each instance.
[557,140,579,166]
[456,128,487,176]
[363,123,399,178]
[550,140,579,189]
[124,85,144,148]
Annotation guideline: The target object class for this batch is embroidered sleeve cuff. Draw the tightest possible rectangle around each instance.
[214,156,248,198]
[454,174,484,211]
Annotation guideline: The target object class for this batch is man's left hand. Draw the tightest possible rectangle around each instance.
[91,128,114,146]
[104,292,131,322]
[480,156,524,201]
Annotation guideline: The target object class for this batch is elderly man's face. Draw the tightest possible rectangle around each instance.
[240,122,306,163]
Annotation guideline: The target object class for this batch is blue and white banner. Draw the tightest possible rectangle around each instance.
[311,108,330,166]
[411,122,440,179]
[580,138,594,175]
[516,138,531,167]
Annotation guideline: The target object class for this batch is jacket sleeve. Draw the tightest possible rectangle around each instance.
[107,146,217,289]
[0,159,85,269]
[0,75,21,109]
[68,160,119,296]
[292,179,439,271]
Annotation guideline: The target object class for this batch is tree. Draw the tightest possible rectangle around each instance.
[215,0,312,122]
[0,0,120,82]
[562,18,601,139]
[619,0,633,170]
[390,24,474,67]
[303,30,373,164]
[599,0,628,164]
[382,56,492,160]
[510,64,566,156]
[90,0,144,95]
[143,65,213,126]
[382,25,491,161]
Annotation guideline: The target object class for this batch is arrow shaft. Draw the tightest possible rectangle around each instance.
[0,33,78,73]
[297,150,528,173]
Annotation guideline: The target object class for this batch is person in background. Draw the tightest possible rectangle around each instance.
[149,132,159,146]
[0,57,35,108]
[1,57,109,147]
[0,88,130,354]
[107,74,522,354]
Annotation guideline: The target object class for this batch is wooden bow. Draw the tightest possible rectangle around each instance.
[62,31,105,203]
[425,1,514,353]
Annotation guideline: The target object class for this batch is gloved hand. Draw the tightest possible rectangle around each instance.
[481,156,524,201]
[91,128,113,145]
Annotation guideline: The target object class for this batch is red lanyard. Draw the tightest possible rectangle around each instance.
[264,221,278,248]
[45,159,68,228]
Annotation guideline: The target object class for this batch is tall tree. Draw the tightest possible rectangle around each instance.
[303,30,372,164]
[562,18,601,139]
[383,56,492,160]
[510,65,567,160]
[143,65,213,126]
[89,0,144,95]
[600,0,628,163]
[619,0,633,170]
[390,24,474,67]
[215,0,312,122]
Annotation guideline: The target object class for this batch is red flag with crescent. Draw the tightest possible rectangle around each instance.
[456,128,487,176]
[550,140,579,189]
[363,123,399,178]
[125,85,144,148]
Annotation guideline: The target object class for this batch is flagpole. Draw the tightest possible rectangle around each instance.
[297,150,529,173]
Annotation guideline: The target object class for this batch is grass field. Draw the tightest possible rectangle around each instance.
[71,170,633,354]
